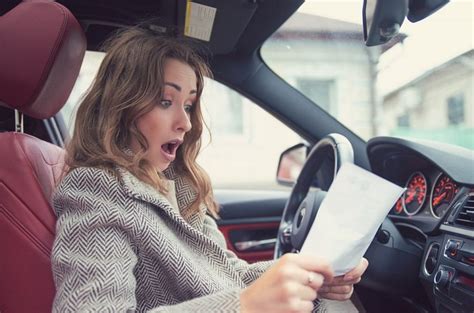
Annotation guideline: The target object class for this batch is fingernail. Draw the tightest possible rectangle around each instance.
[344,275,353,281]
[313,273,324,285]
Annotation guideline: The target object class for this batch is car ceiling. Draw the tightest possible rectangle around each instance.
[1,0,303,56]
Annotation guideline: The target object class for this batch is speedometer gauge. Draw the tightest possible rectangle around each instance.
[430,174,459,218]
[403,171,428,216]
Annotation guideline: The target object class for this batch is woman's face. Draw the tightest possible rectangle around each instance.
[131,58,197,171]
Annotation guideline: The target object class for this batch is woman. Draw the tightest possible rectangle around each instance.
[52,26,367,313]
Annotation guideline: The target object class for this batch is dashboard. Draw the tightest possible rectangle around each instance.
[366,136,474,313]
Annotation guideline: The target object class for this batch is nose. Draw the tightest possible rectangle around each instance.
[175,106,192,133]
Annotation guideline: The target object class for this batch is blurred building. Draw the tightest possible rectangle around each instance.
[199,14,383,188]
[383,49,474,149]
[262,13,383,139]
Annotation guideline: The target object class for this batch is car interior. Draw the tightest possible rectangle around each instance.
[0,1,473,313]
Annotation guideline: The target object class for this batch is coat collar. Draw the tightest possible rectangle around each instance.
[116,165,230,265]
[117,164,206,229]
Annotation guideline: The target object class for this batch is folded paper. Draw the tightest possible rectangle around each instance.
[301,163,405,276]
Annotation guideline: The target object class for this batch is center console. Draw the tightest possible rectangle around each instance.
[421,192,474,313]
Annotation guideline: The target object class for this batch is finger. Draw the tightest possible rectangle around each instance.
[319,284,353,295]
[319,291,353,301]
[344,258,369,281]
[291,299,314,313]
[277,264,324,291]
[319,285,354,301]
[299,285,318,301]
[291,254,334,282]
[284,266,324,289]
[306,272,324,289]
[324,276,361,286]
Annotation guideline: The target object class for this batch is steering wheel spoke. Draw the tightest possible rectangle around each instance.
[290,189,327,250]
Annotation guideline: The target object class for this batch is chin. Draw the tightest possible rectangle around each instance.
[157,162,171,172]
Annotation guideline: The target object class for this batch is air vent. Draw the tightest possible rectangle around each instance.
[423,243,439,276]
[454,194,474,228]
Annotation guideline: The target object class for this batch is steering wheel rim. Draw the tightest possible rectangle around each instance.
[274,133,354,258]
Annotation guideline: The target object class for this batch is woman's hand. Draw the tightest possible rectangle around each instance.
[240,253,334,313]
[318,258,369,301]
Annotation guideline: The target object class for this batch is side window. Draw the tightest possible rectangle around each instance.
[199,80,300,190]
[62,51,104,130]
[203,80,247,140]
[62,52,301,190]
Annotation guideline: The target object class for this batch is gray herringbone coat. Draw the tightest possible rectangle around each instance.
[51,166,328,312]
[51,165,275,312]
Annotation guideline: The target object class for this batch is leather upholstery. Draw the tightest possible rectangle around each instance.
[0,0,86,119]
[0,1,86,312]
[0,133,64,313]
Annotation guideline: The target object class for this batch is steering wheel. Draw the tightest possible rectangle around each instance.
[274,133,354,258]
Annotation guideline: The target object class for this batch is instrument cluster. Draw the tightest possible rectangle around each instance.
[391,170,459,219]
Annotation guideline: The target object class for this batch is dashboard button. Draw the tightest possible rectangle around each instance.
[445,239,462,259]
[434,269,451,288]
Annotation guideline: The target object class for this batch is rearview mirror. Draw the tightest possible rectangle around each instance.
[407,0,449,22]
[363,0,450,46]
[363,0,408,46]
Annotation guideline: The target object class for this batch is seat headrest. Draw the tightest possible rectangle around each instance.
[0,0,86,119]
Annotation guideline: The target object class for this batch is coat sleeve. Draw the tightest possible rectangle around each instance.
[202,214,275,285]
[201,215,327,313]
[52,168,244,313]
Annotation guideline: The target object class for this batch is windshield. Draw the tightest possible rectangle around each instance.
[261,0,473,149]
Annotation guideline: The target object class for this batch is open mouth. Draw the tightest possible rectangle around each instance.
[160,140,182,161]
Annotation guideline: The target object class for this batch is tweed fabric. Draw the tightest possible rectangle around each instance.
[51,166,327,312]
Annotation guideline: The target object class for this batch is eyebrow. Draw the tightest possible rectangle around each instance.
[164,82,197,95]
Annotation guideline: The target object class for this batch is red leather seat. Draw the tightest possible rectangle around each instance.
[0,1,86,312]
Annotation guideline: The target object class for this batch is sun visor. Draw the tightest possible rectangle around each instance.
[179,0,257,55]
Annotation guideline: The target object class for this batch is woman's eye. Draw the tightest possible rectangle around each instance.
[160,100,172,108]
[184,104,193,113]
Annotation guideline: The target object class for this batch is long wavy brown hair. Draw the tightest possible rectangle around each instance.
[65,26,218,217]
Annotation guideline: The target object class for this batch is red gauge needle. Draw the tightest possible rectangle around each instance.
[395,200,403,213]
[433,192,447,206]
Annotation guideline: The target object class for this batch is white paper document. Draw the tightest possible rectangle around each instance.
[300,163,405,276]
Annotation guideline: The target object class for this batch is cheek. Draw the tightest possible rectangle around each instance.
[136,109,166,146]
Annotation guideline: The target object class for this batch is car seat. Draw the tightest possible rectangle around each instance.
[0,1,86,312]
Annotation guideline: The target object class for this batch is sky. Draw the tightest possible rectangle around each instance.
[299,0,473,95]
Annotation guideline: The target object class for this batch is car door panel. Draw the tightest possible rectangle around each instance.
[215,189,289,263]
